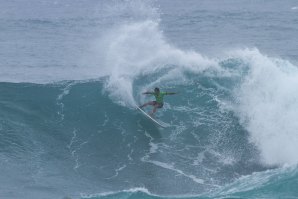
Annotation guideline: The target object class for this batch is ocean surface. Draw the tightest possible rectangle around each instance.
[1,0,298,198]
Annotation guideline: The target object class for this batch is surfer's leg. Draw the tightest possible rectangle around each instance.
[150,104,159,116]
[140,101,154,108]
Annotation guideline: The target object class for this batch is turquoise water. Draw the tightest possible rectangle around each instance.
[1,0,298,198]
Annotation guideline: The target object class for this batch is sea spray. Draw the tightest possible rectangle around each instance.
[92,20,217,106]
[232,49,298,166]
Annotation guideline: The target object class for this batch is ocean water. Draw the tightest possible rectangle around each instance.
[1,0,298,199]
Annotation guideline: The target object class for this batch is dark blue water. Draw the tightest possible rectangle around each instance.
[1,1,298,199]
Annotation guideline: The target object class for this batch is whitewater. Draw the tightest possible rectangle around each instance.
[0,0,298,199]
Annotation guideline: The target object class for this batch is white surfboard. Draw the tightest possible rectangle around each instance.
[136,106,169,128]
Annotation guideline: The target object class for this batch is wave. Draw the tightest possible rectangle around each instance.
[94,21,298,166]
[81,166,298,199]
[1,50,298,197]
[1,1,298,198]
[2,18,298,197]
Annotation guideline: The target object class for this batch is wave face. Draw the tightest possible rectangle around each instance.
[1,0,298,199]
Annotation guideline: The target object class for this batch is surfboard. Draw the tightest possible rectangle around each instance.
[136,106,169,128]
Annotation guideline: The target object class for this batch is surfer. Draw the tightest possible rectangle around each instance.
[139,87,177,116]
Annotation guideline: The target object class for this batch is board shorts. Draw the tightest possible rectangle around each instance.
[153,101,164,108]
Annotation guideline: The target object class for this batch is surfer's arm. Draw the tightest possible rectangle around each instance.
[142,92,154,95]
[165,92,177,95]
